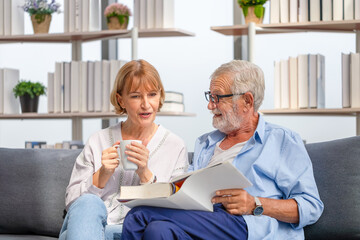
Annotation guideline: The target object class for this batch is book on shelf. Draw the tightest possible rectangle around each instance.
[309,0,321,22]
[47,72,55,113]
[1,68,20,114]
[322,0,332,21]
[62,140,84,149]
[270,0,280,24]
[64,0,100,32]
[289,0,298,23]
[344,0,354,20]
[298,0,308,22]
[63,62,71,113]
[308,54,317,108]
[140,0,147,29]
[0,0,4,35]
[80,61,88,113]
[3,0,24,36]
[94,61,102,112]
[316,54,325,109]
[88,0,100,31]
[289,57,298,109]
[280,59,290,109]
[74,0,83,32]
[71,61,81,113]
[53,62,62,113]
[118,161,252,212]
[155,0,175,28]
[133,0,140,28]
[25,141,47,149]
[87,61,95,112]
[160,102,185,112]
[146,0,155,29]
[279,0,289,23]
[342,53,351,108]
[164,91,184,103]
[356,0,360,20]
[333,0,343,21]
[350,53,360,108]
[81,0,90,32]
[298,54,309,109]
[102,60,111,112]
[273,61,281,109]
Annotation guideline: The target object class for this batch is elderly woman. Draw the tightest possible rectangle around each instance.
[59,59,188,240]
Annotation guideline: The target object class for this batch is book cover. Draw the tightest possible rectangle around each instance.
[69,0,76,32]
[74,0,82,32]
[87,61,95,112]
[342,53,351,108]
[80,61,88,112]
[280,59,290,109]
[0,0,4,35]
[63,62,71,112]
[298,54,309,108]
[274,61,281,109]
[146,0,155,28]
[280,0,289,23]
[94,61,102,112]
[11,0,24,35]
[298,0,308,22]
[289,57,298,109]
[3,0,10,35]
[119,161,252,212]
[89,0,100,31]
[344,0,354,20]
[356,0,360,20]
[309,0,321,22]
[270,0,280,23]
[134,0,140,28]
[54,62,62,113]
[71,61,80,112]
[102,60,110,112]
[47,72,54,113]
[140,0,146,29]
[322,0,332,21]
[289,0,298,23]
[82,0,90,32]
[350,53,360,108]
[3,68,20,114]
[316,54,325,109]
[63,0,69,32]
[333,0,343,20]
[160,102,185,112]
[308,54,317,108]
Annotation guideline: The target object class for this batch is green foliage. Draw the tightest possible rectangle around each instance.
[238,0,267,7]
[254,5,265,18]
[106,13,129,25]
[13,80,46,99]
[238,0,266,19]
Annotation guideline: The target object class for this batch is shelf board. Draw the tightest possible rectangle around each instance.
[260,108,360,116]
[0,28,195,44]
[0,111,196,120]
[211,20,360,36]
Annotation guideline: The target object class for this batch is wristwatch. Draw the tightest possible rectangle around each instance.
[253,197,264,216]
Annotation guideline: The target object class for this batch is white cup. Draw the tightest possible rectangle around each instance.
[118,140,142,170]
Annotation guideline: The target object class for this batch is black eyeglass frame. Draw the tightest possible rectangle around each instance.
[204,91,245,103]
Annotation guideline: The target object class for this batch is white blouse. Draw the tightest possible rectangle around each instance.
[65,123,188,224]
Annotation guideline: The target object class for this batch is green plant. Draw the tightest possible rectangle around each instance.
[22,0,61,24]
[104,3,132,25]
[238,0,268,19]
[13,80,46,99]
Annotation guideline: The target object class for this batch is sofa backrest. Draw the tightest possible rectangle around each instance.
[0,148,81,237]
[304,136,360,239]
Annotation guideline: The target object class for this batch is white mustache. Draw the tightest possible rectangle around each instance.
[211,110,221,115]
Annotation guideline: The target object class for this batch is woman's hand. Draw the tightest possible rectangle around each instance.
[125,141,153,183]
[93,141,120,188]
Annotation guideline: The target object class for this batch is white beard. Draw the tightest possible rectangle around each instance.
[212,105,242,134]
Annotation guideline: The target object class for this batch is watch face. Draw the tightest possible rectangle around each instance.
[254,206,264,216]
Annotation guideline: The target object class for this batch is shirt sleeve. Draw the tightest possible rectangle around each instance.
[170,144,189,179]
[65,141,105,210]
[276,132,324,229]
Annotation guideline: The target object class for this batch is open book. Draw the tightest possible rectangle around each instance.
[118,161,252,212]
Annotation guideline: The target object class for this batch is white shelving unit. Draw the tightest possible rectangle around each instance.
[0,28,196,141]
[211,20,360,136]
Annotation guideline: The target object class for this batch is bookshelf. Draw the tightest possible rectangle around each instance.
[0,28,195,141]
[211,20,360,136]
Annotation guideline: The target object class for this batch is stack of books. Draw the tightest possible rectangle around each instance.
[270,0,360,23]
[134,0,174,29]
[0,0,24,36]
[160,91,185,112]
[342,52,360,108]
[273,54,325,109]
[25,140,84,149]
[0,68,20,115]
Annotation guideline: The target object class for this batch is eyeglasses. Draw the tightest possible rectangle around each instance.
[204,91,245,103]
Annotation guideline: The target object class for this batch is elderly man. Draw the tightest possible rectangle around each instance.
[120,60,324,240]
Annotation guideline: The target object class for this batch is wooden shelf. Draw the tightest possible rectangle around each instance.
[0,28,195,44]
[260,108,360,116]
[0,111,196,120]
[211,20,360,36]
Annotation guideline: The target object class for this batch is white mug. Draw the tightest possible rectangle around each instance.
[118,140,142,170]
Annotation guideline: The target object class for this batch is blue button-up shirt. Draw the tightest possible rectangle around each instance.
[189,115,324,240]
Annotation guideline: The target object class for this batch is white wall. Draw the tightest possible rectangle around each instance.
[0,0,357,150]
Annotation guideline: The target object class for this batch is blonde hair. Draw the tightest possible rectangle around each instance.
[110,59,165,115]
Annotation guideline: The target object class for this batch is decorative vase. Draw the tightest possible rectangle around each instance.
[242,5,265,24]
[20,94,39,113]
[107,15,129,30]
[31,14,52,34]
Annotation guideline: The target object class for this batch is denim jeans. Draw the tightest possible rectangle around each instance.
[59,194,123,240]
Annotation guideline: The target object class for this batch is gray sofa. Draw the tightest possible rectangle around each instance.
[0,136,359,239]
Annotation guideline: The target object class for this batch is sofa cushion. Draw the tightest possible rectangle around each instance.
[304,136,360,240]
[0,234,57,240]
[0,148,80,237]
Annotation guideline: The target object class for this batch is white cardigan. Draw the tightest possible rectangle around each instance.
[65,123,188,224]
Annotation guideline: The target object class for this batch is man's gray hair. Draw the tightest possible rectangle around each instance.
[210,60,265,112]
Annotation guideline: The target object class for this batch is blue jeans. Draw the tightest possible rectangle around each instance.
[59,194,123,240]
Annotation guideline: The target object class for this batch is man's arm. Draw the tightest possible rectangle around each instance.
[212,189,299,224]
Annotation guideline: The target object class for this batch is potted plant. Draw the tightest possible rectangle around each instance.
[13,80,46,113]
[238,0,268,24]
[104,3,132,30]
[22,0,61,34]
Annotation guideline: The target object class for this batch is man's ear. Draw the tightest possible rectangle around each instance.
[116,93,124,108]
[243,92,254,110]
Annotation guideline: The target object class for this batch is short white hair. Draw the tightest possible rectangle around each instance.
[210,60,265,112]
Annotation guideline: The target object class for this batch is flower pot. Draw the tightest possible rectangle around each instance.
[107,16,129,30]
[31,14,52,34]
[241,5,265,24]
[20,94,39,113]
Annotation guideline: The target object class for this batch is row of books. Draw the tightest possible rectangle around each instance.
[162,91,184,112]
[274,54,325,109]
[0,0,24,36]
[0,68,20,114]
[48,60,127,114]
[64,0,101,33]
[25,140,84,149]
[134,0,174,29]
[342,52,360,108]
[270,0,360,24]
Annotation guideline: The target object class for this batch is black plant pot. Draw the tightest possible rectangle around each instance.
[19,94,39,113]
